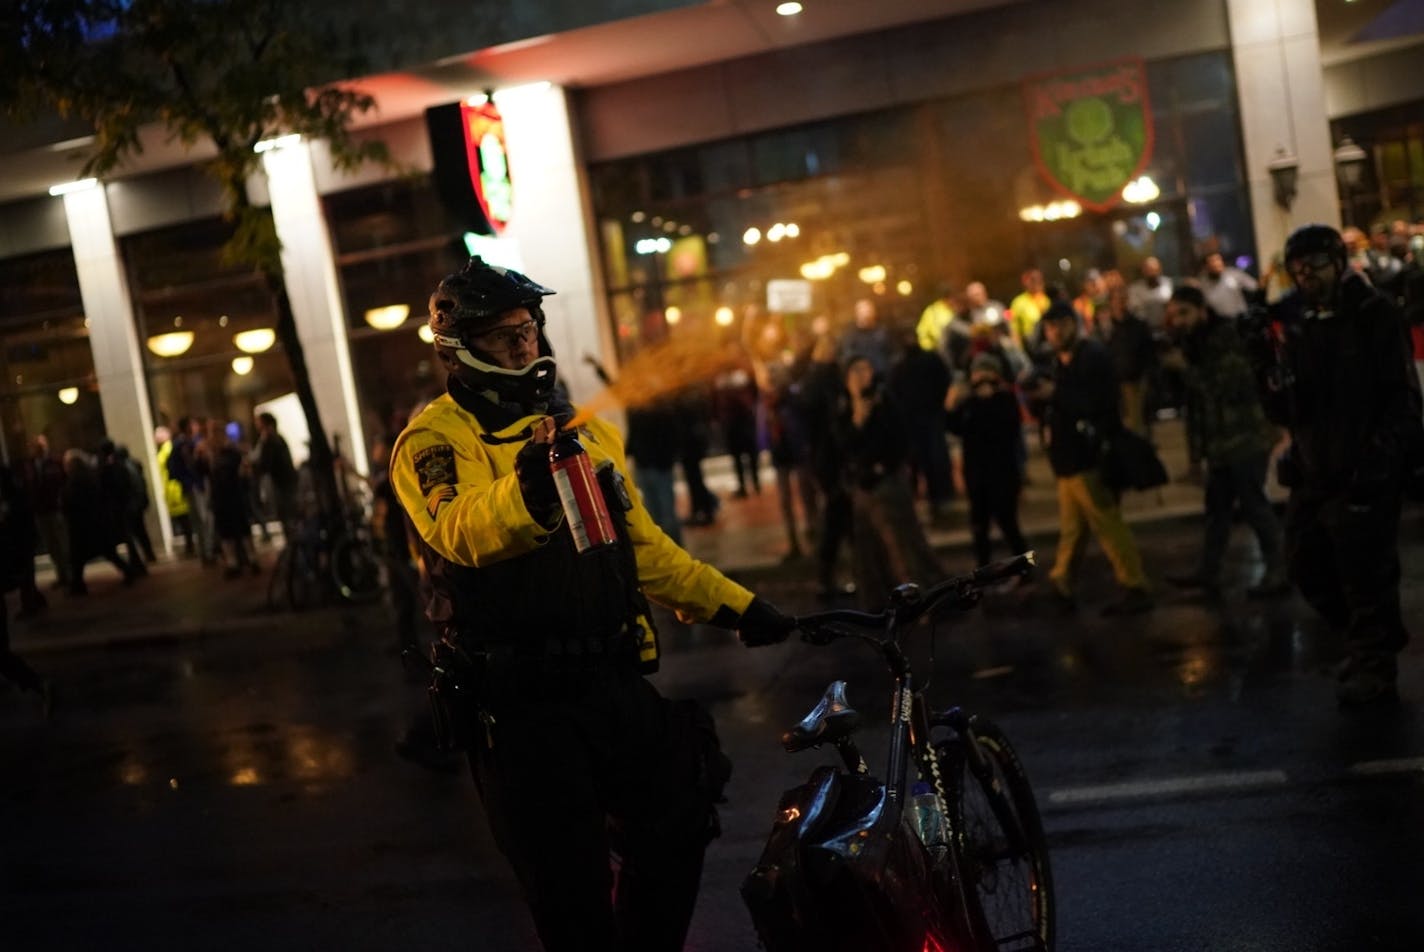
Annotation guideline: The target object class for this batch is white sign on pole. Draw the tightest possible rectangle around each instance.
[766,279,814,314]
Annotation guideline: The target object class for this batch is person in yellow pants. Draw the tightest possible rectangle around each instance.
[1028,304,1153,615]
[1049,469,1150,608]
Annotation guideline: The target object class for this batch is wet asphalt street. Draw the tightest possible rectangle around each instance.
[4,511,1424,951]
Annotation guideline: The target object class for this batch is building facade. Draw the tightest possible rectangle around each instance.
[1,0,1419,552]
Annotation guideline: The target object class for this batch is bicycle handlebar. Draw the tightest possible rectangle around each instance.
[794,552,1035,646]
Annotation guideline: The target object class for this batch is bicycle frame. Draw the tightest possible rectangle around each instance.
[742,556,1037,952]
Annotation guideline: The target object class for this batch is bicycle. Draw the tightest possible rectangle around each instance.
[741,552,1054,952]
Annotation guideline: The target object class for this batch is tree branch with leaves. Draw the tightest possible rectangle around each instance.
[4,0,399,525]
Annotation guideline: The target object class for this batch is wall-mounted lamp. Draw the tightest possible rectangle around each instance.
[1333,136,1368,189]
[1267,147,1299,211]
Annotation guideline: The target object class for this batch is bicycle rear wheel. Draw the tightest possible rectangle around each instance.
[942,716,1054,951]
[331,535,383,603]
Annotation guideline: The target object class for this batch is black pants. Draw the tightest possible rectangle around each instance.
[1198,451,1281,581]
[1286,489,1408,669]
[0,591,44,694]
[967,478,1027,568]
[128,509,157,563]
[69,545,135,594]
[468,664,728,952]
[816,489,853,590]
[679,452,717,519]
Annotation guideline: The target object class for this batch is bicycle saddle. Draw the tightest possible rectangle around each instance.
[782,680,861,753]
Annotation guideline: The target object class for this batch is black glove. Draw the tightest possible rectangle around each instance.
[514,440,561,527]
[736,597,797,647]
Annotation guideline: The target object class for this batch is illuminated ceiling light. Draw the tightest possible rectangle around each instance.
[651,216,664,227]
[897,280,913,296]
[707,232,721,244]
[800,260,832,280]
[1122,175,1161,204]
[662,220,678,233]
[1146,211,1162,231]
[57,387,79,405]
[776,1,804,15]
[231,356,255,376]
[233,328,276,353]
[253,133,301,154]
[146,331,195,358]
[714,306,735,326]
[418,324,435,344]
[665,306,683,325]
[218,314,229,327]
[830,252,850,266]
[784,223,800,238]
[364,304,411,330]
[743,227,762,246]
[678,224,692,236]
[631,211,647,223]
[48,177,98,196]
[767,223,786,242]
[858,265,887,284]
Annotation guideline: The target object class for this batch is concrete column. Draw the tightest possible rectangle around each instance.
[499,84,616,407]
[1227,0,1339,271]
[61,183,173,555]
[260,139,368,475]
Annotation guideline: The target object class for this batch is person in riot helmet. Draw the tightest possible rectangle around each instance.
[389,256,797,951]
[1246,224,1423,708]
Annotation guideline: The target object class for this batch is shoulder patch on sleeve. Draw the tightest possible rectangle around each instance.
[425,483,457,521]
[414,444,456,496]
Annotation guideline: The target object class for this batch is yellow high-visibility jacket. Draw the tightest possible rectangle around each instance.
[390,392,754,633]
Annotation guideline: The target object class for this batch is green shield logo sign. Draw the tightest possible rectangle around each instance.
[1023,58,1153,212]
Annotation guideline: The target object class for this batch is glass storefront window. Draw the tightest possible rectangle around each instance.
[121,216,294,439]
[0,250,104,461]
[592,110,931,354]
[324,177,466,446]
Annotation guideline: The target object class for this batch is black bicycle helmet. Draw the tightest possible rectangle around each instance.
[428,257,558,408]
[1283,224,1347,273]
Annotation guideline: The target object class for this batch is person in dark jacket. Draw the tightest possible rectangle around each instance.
[1028,304,1152,616]
[837,356,942,611]
[1249,224,1421,707]
[946,354,1030,571]
[802,333,856,601]
[1095,282,1156,436]
[61,449,139,595]
[97,439,148,577]
[889,327,956,522]
[1,462,51,715]
[116,445,156,564]
[203,422,260,577]
[1160,286,1286,598]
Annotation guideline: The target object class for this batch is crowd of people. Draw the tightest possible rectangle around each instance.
[622,219,1423,631]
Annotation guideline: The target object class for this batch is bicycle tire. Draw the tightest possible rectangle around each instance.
[331,535,383,603]
[942,716,1054,951]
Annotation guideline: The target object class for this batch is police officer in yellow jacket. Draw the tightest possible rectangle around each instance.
[390,257,796,951]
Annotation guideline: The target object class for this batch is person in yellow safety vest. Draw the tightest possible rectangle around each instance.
[1009,267,1051,353]
[389,256,797,952]
[916,283,957,354]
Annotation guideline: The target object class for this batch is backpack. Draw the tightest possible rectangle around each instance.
[1100,427,1169,493]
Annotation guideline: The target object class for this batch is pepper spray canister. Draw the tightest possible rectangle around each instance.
[549,432,619,553]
